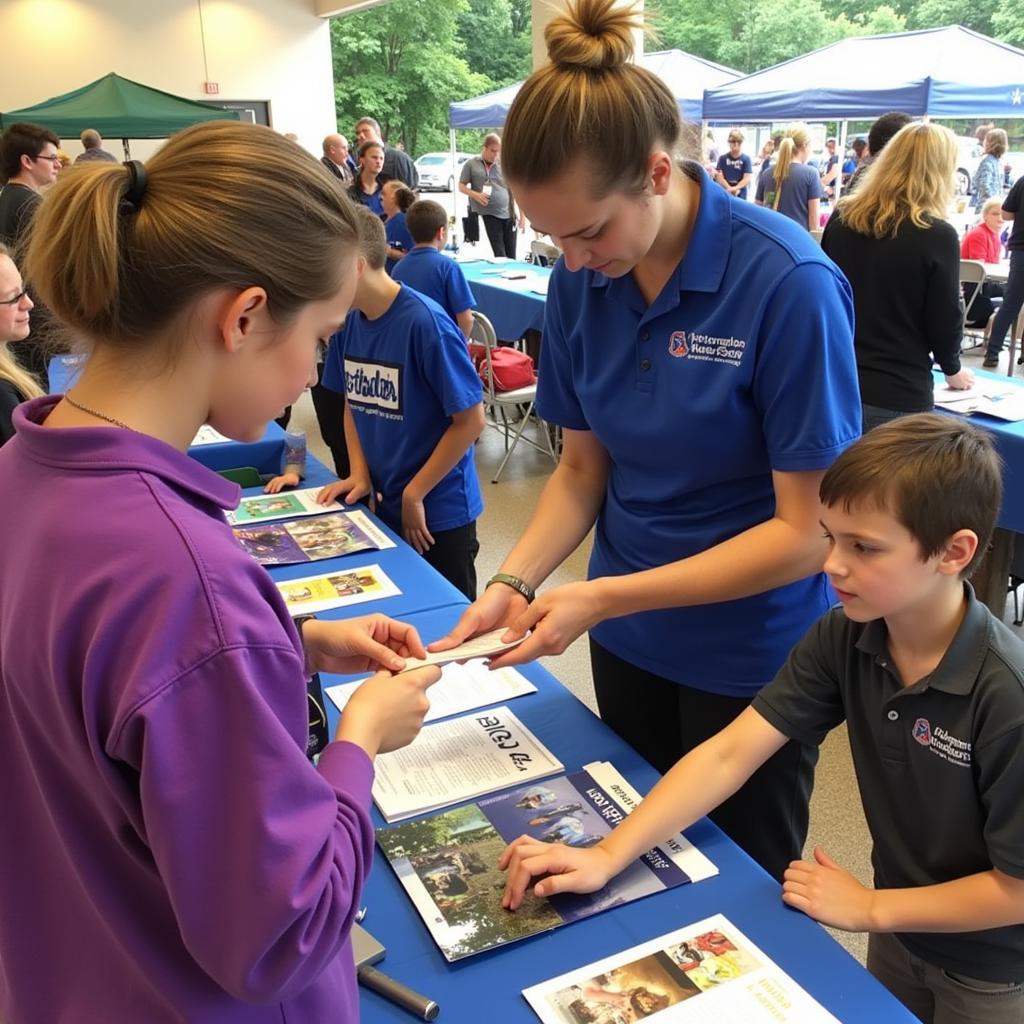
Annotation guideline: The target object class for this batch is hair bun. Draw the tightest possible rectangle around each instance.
[545,0,640,71]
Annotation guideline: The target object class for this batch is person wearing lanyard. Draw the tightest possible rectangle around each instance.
[433,0,860,882]
[459,133,521,258]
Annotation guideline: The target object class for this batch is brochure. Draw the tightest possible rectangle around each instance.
[523,913,839,1023]
[326,659,537,723]
[375,760,717,961]
[933,381,1024,421]
[400,627,526,671]
[232,510,394,566]
[372,706,563,823]
[275,564,400,614]
[226,487,344,526]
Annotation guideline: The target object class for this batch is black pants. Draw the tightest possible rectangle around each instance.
[590,638,818,882]
[482,215,516,259]
[422,521,479,601]
[963,280,1003,328]
[986,251,1024,358]
[310,364,350,479]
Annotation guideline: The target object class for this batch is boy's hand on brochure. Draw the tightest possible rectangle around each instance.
[427,583,528,654]
[302,614,429,675]
[782,846,877,931]
[316,475,372,507]
[264,472,300,494]
[498,836,614,910]
[336,665,441,756]
[401,490,435,554]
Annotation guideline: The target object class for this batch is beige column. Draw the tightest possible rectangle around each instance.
[531,0,643,71]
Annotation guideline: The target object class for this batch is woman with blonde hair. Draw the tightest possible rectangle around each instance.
[0,243,42,444]
[0,122,441,1021]
[432,0,859,883]
[754,125,822,230]
[822,121,973,427]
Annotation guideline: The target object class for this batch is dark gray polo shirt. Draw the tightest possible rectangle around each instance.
[754,585,1024,982]
[459,155,510,219]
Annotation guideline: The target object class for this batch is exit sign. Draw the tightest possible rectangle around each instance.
[203,82,219,95]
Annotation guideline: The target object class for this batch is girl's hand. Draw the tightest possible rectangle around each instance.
[301,615,428,675]
[401,490,434,554]
[316,475,371,506]
[499,836,615,910]
[264,472,300,494]
[428,583,528,653]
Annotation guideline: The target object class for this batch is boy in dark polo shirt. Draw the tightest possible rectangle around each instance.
[499,415,1024,1024]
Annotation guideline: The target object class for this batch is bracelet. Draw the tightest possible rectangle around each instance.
[486,573,535,604]
[293,615,317,676]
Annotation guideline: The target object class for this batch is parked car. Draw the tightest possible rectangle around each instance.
[414,151,472,192]
[955,136,982,196]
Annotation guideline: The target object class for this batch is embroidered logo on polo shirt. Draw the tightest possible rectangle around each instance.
[344,357,403,420]
[667,330,746,368]
[911,717,971,767]
[668,331,688,358]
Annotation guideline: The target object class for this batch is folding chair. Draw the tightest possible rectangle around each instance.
[959,259,987,349]
[471,311,558,483]
[529,239,562,268]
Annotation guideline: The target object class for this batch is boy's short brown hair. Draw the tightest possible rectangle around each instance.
[353,205,386,270]
[819,414,1002,579]
[404,200,448,244]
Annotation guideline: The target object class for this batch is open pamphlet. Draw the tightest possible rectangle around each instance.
[275,564,400,614]
[523,913,839,1023]
[375,760,718,961]
[326,659,537,724]
[933,380,1024,421]
[400,627,526,671]
[226,487,345,526]
[372,706,562,823]
[232,509,394,566]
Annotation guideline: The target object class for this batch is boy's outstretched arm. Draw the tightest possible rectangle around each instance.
[500,707,788,909]
[784,852,1024,933]
[402,403,485,554]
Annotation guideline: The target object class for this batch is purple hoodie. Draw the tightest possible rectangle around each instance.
[0,397,373,1022]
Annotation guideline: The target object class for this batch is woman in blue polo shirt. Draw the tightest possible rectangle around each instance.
[433,0,860,882]
[348,140,386,219]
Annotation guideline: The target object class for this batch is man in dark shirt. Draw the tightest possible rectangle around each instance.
[0,122,62,388]
[984,175,1024,367]
[320,134,355,182]
[353,117,417,189]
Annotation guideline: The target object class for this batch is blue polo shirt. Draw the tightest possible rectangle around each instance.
[385,212,414,275]
[391,246,477,326]
[537,168,859,696]
[322,286,483,533]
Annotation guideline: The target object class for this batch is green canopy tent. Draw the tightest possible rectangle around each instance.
[0,72,240,156]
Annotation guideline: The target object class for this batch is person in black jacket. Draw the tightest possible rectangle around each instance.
[822,122,973,431]
[353,117,418,189]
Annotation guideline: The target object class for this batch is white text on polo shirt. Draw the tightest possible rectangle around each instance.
[344,358,403,420]
[668,330,747,367]
[912,717,972,767]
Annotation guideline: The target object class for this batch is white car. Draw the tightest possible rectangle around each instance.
[414,151,472,192]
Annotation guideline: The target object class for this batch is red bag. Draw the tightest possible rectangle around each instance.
[478,346,536,392]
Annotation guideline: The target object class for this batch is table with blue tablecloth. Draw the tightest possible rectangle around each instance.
[460,260,550,341]
[46,354,288,475]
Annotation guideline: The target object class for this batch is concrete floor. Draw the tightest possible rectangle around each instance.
[291,335,1022,968]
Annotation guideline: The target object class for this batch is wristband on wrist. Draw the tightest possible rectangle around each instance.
[293,614,317,675]
[486,573,535,604]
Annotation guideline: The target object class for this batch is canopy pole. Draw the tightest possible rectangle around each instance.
[449,127,458,237]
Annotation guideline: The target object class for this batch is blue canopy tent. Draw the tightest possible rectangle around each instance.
[446,50,740,227]
[702,26,1024,123]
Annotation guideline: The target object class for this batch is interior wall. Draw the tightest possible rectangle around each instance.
[0,0,336,161]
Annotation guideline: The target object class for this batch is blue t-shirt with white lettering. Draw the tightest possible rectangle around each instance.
[392,246,477,326]
[322,286,483,533]
[715,152,753,199]
[755,161,824,229]
[537,167,859,696]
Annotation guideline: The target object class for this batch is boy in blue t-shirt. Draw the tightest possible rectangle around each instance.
[500,415,1024,1024]
[318,207,485,599]
[391,200,476,340]
[714,130,753,200]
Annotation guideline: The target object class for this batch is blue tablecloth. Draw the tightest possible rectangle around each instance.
[251,458,466,620]
[935,368,1024,533]
[461,260,549,340]
[46,354,287,475]
[319,602,914,1023]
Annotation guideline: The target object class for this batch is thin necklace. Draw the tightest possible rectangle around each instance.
[63,391,133,431]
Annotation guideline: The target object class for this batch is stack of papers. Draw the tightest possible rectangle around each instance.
[934,381,1024,421]
[371,706,562,821]
[226,487,344,526]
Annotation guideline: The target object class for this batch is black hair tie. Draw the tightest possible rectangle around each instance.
[120,159,148,214]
